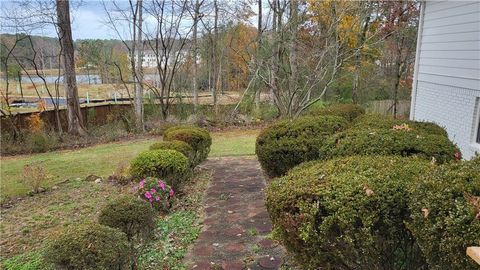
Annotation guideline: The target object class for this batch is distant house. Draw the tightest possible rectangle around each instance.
[410,1,480,159]
[130,48,189,69]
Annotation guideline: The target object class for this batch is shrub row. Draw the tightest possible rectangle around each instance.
[163,125,212,165]
[256,115,349,177]
[44,125,212,269]
[304,103,366,122]
[321,128,458,164]
[266,155,480,270]
[257,104,458,178]
[131,125,211,189]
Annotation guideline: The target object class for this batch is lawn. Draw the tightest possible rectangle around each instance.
[0,129,259,200]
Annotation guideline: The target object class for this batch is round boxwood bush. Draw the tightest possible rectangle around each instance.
[305,103,365,122]
[44,223,131,270]
[163,126,211,165]
[353,114,449,137]
[320,128,459,164]
[256,115,348,178]
[150,140,194,164]
[407,157,480,270]
[98,196,155,242]
[129,149,190,190]
[266,155,434,269]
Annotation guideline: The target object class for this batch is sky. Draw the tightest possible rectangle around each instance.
[0,0,263,41]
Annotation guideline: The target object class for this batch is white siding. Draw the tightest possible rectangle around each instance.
[411,1,480,159]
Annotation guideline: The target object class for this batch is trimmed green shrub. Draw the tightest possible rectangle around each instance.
[163,126,212,165]
[130,149,190,190]
[305,103,365,122]
[256,115,348,177]
[98,196,155,242]
[320,128,459,164]
[44,223,131,270]
[266,155,434,269]
[150,140,194,164]
[408,157,480,270]
[353,114,449,137]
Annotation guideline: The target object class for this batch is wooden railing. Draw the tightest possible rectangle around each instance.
[467,247,480,265]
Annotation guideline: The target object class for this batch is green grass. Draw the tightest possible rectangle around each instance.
[209,129,259,157]
[1,129,259,199]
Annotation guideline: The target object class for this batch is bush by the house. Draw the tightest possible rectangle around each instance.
[44,223,131,270]
[256,115,348,177]
[163,126,212,165]
[150,140,195,164]
[353,114,449,137]
[136,177,175,212]
[98,196,155,242]
[408,156,480,270]
[129,149,190,190]
[266,155,434,269]
[320,127,459,163]
[304,103,365,122]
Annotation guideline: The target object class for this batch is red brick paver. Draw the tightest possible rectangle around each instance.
[184,157,285,269]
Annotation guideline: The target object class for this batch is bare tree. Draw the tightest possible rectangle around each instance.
[254,0,263,113]
[103,0,145,130]
[143,0,193,119]
[190,0,203,111]
[135,0,145,131]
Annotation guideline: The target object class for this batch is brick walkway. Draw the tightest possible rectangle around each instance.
[184,157,285,270]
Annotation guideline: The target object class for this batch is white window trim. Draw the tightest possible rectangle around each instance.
[471,97,480,152]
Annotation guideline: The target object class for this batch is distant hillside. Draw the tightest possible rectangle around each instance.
[0,33,125,71]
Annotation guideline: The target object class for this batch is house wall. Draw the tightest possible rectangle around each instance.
[411,1,480,159]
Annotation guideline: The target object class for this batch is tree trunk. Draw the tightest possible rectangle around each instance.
[352,6,370,104]
[135,0,145,131]
[288,0,298,117]
[213,0,218,114]
[56,0,86,136]
[192,0,200,111]
[255,0,262,114]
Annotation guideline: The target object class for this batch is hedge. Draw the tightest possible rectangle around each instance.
[320,128,459,164]
[408,156,480,270]
[256,115,348,177]
[98,196,155,242]
[150,140,194,164]
[129,149,190,190]
[353,114,449,138]
[163,126,211,165]
[266,155,434,269]
[305,103,365,122]
[44,223,131,270]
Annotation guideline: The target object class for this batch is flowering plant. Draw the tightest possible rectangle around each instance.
[136,177,174,212]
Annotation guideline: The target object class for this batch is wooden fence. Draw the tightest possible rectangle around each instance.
[366,99,411,118]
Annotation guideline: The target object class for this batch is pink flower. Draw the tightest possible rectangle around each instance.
[145,191,152,199]
[139,179,146,188]
[158,181,166,191]
[169,188,174,197]
[155,196,160,201]
[149,197,153,202]
[150,188,156,194]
